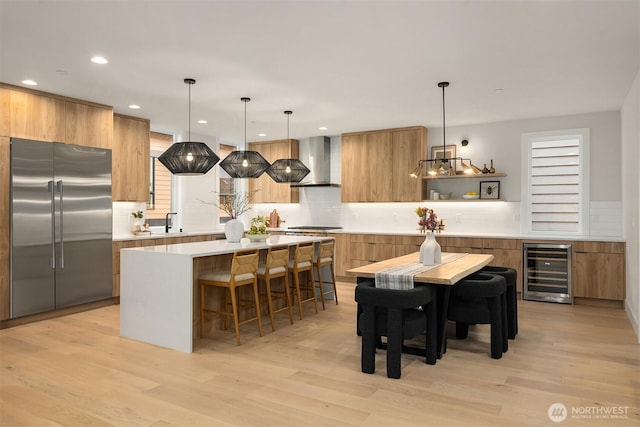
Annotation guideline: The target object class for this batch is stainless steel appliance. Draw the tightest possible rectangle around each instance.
[523,243,572,304]
[10,138,113,318]
[284,226,342,236]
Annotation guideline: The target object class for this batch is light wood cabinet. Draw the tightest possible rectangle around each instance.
[349,234,396,268]
[0,87,65,141]
[341,126,427,202]
[573,241,625,300]
[248,139,300,203]
[483,238,523,292]
[64,101,112,149]
[112,114,150,202]
[395,235,426,257]
[328,233,350,277]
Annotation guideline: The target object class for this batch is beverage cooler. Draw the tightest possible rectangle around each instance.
[523,243,572,304]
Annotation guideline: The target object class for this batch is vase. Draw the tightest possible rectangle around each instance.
[419,231,442,266]
[224,219,244,243]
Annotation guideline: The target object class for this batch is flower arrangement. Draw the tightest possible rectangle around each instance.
[201,189,259,219]
[415,206,438,232]
[248,215,268,235]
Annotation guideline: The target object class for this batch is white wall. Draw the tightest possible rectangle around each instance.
[621,69,640,341]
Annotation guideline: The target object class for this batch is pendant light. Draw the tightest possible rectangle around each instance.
[408,81,474,178]
[266,110,311,183]
[158,78,220,175]
[219,97,271,178]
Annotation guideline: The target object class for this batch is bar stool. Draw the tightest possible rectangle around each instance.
[314,239,338,310]
[480,266,518,339]
[288,242,318,319]
[257,244,294,331]
[199,248,262,345]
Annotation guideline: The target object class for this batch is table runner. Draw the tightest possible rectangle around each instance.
[374,252,468,290]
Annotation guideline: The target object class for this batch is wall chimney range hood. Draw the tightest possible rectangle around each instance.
[290,136,340,188]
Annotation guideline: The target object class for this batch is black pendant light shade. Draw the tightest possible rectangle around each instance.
[266,110,310,183]
[159,78,220,175]
[158,141,219,176]
[219,97,271,178]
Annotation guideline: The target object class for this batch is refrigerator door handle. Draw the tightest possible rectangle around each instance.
[48,180,56,269]
[57,180,65,269]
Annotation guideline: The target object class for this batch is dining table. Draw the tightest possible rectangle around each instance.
[346,251,494,360]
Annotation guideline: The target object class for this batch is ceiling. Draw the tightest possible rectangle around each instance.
[1,0,638,145]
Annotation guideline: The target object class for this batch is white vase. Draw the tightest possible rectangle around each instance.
[224,219,244,243]
[419,232,442,266]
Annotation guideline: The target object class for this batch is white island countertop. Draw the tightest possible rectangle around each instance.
[120,235,330,353]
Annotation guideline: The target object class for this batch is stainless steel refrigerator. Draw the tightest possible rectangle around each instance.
[10,138,113,318]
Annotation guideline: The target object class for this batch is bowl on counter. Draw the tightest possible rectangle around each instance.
[246,233,270,241]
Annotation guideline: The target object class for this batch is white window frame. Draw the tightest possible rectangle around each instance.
[521,128,590,235]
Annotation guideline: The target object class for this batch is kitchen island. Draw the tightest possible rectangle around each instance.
[120,235,329,353]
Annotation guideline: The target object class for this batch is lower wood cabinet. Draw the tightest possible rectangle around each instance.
[573,242,625,301]
[349,234,396,268]
[328,233,350,277]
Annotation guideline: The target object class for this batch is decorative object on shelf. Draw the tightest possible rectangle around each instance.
[482,163,490,174]
[409,82,474,178]
[247,215,269,241]
[268,209,284,228]
[158,78,220,175]
[219,97,271,178]
[462,193,480,200]
[489,159,495,174]
[130,210,148,233]
[480,181,500,199]
[419,231,442,266]
[266,111,311,183]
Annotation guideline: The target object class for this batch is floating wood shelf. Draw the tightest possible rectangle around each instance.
[423,173,506,180]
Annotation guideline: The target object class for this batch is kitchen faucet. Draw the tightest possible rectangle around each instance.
[165,212,177,233]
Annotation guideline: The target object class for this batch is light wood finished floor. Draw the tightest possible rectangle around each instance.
[1,281,638,426]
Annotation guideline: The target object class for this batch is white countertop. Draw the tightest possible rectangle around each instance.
[120,235,330,257]
[113,229,226,242]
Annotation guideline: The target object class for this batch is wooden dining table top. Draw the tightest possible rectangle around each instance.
[346,252,494,285]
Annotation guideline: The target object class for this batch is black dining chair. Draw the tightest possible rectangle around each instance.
[480,266,518,339]
[447,272,508,359]
[355,280,436,379]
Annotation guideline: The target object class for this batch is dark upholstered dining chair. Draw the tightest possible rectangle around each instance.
[447,272,508,359]
[480,266,518,339]
[355,280,436,379]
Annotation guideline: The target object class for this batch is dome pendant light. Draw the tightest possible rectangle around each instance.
[158,78,220,175]
[266,110,311,183]
[219,97,271,178]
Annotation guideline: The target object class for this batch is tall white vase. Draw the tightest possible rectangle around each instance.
[224,219,244,243]
[419,232,442,266]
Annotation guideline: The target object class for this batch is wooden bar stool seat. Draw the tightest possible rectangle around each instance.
[199,248,262,345]
[257,245,294,331]
[314,239,339,310]
[288,242,318,319]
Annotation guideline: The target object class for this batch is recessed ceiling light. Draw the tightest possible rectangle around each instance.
[495,88,504,93]
[318,126,328,130]
[91,56,108,64]
[197,120,207,124]
[128,104,140,109]
[258,133,267,137]
[21,79,38,86]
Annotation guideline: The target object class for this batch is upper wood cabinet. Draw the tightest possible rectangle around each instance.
[64,101,112,149]
[112,114,150,202]
[0,87,65,141]
[248,139,300,203]
[341,126,427,202]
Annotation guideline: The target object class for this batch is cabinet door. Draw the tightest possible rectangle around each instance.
[483,239,523,293]
[392,128,426,201]
[395,235,425,256]
[573,250,625,300]
[366,132,393,201]
[248,139,299,203]
[341,134,368,202]
[328,233,350,277]
[5,89,65,142]
[64,101,113,148]
[112,114,150,201]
